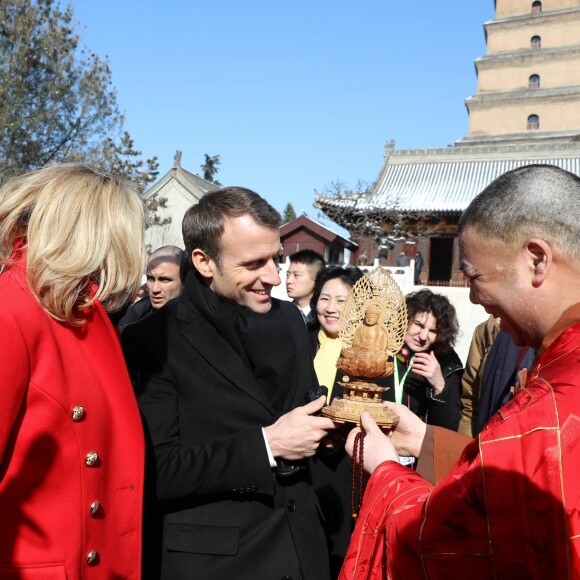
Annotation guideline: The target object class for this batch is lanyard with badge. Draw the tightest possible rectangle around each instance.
[393,352,415,404]
[393,351,416,467]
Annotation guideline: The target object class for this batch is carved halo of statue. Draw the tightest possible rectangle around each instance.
[321,266,407,426]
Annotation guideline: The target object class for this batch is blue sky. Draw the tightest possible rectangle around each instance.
[73,1,494,223]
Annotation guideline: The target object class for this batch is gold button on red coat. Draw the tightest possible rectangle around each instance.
[89,500,100,516]
[71,405,85,421]
[86,550,99,565]
[85,452,98,466]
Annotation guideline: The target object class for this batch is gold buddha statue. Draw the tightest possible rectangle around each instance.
[321,266,405,426]
[340,301,392,378]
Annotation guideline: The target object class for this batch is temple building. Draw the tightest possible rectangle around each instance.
[144,151,217,251]
[316,0,580,284]
[279,214,357,264]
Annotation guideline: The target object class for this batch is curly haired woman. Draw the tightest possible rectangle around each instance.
[384,288,463,430]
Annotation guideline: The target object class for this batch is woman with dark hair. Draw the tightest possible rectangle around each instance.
[307,265,363,578]
[308,265,364,399]
[384,288,463,430]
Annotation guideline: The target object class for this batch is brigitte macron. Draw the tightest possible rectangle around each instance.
[0,164,146,578]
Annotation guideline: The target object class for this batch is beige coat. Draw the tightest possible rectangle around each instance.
[458,315,500,436]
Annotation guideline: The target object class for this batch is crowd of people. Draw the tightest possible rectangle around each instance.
[2,162,580,579]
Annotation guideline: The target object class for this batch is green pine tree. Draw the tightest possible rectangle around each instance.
[282,203,297,224]
[201,154,221,185]
[0,0,122,179]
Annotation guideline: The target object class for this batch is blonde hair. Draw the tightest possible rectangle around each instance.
[0,163,146,325]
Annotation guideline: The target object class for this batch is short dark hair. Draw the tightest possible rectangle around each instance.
[179,249,194,284]
[182,187,281,266]
[147,245,184,271]
[310,265,364,315]
[405,289,459,356]
[289,249,325,277]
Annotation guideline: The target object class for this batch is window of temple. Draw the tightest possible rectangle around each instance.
[531,35,541,49]
[532,1,542,13]
[529,74,540,88]
[527,114,540,130]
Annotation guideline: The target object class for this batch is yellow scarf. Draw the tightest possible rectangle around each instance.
[313,329,343,403]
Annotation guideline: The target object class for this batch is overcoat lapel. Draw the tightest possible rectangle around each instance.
[176,301,276,415]
[279,304,308,411]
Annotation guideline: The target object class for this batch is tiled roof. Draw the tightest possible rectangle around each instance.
[317,144,580,214]
[280,214,357,249]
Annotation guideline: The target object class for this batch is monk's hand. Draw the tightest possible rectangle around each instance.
[345,412,398,475]
[265,396,336,460]
[411,351,445,394]
[382,402,427,458]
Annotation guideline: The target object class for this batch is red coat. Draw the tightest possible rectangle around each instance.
[0,253,144,578]
[341,305,580,579]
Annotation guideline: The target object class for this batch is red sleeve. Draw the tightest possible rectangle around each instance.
[339,461,432,579]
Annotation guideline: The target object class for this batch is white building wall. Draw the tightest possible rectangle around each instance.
[145,181,202,251]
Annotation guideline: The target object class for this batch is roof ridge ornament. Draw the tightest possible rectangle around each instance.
[173,150,182,169]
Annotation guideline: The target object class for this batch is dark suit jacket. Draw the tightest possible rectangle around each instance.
[123,288,329,580]
[118,295,153,334]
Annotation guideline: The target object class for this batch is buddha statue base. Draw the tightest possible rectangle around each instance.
[322,380,399,427]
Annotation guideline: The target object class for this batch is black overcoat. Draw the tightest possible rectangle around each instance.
[123,286,329,580]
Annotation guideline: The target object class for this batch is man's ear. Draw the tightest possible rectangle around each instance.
[191,249,216,280]
[524,238,552,288]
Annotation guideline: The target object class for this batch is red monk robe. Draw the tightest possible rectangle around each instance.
[340,307,580,579]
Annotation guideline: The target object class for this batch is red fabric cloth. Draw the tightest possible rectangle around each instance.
[340,305,580,579]
[0,252,144,578]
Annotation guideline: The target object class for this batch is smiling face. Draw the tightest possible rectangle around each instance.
[404,311,439,353]
[316,278,350,338]
[198,214,281,314]
[459,225,532,346]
